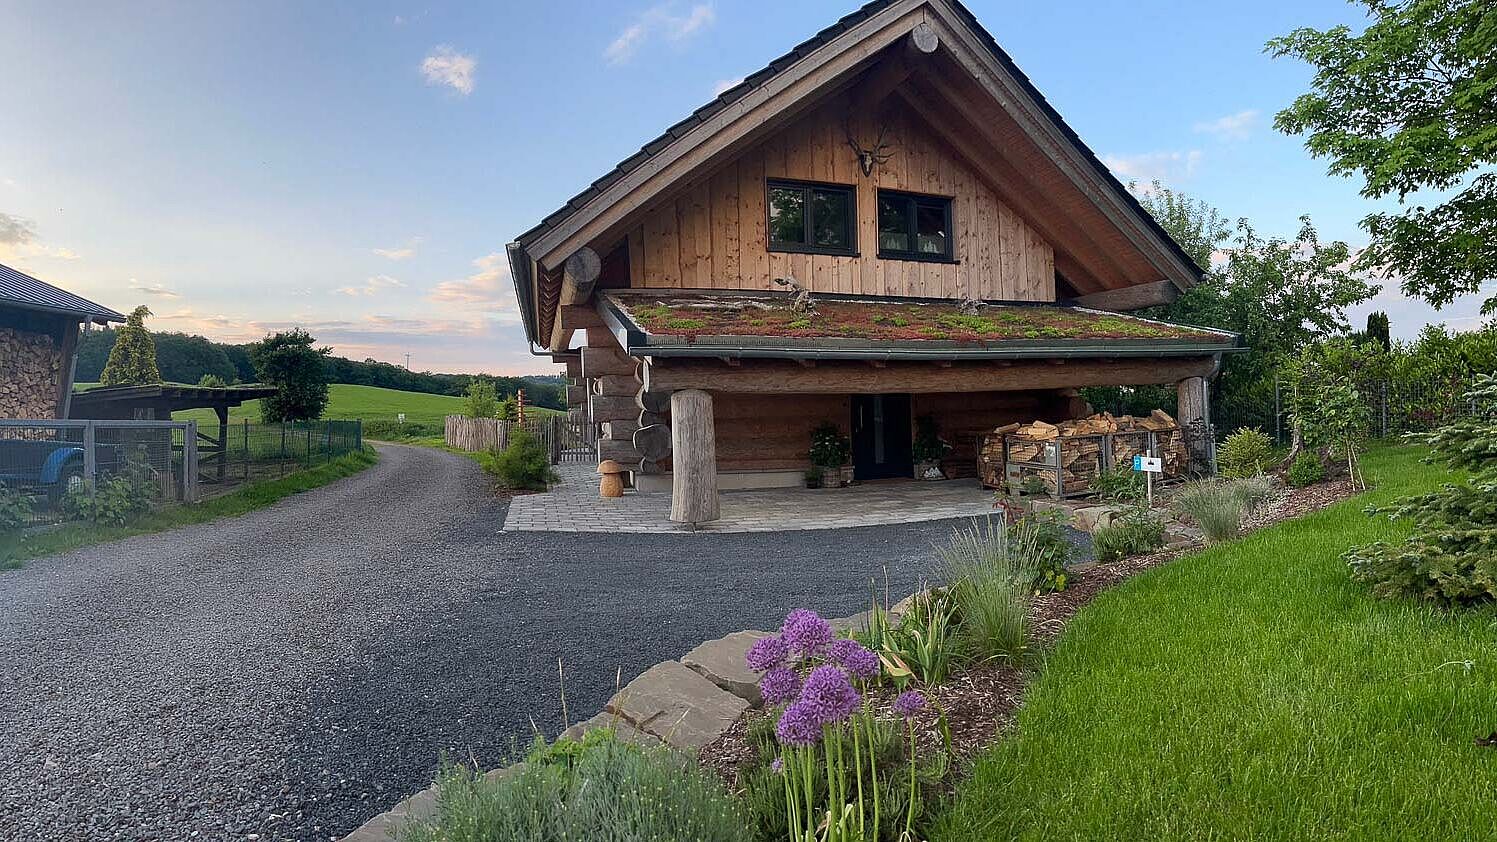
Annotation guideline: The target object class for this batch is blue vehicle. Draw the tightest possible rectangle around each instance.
[0,439,117,504]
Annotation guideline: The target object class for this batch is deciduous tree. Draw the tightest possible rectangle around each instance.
[249,329,331,422]
[1269,0,1497,314]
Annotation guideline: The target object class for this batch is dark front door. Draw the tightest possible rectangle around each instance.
[851,394,913,481]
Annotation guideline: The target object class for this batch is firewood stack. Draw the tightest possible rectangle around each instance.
[0,327,62,420]
[978,409,1186,493]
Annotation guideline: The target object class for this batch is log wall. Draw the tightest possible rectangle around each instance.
[627,95,1054,301]
[0,325,63,420]
[710,389,1075,476]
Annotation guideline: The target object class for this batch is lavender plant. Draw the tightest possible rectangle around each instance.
[746,609,939,842]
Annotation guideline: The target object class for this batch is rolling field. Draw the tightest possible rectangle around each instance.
[71,383,557,428]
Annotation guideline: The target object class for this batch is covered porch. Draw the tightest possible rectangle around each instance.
[572,291,1241,526]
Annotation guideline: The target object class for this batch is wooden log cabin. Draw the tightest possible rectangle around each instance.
[507,0,1243,523]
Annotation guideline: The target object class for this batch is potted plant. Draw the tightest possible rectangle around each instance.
[804,465,824,489]
[911,414,951,480]
[809,423,853,488]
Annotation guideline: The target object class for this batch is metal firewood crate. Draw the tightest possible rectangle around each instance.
[998,429,1170,499]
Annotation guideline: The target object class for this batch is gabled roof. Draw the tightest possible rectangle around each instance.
[508,0,1205,347]
[0,262,124,323]
[597,290,1242,362]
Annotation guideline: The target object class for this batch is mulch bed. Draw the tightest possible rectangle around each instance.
[699,476,1360,789]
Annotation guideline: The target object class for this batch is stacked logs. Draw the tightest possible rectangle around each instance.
[0,327,62,419]
[978,410,1185,493]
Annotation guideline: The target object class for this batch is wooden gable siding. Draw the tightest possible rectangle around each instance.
[625,96,1055,301]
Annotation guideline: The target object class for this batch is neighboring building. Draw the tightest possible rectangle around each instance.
[507,0,1242,519]
[0,262,124,420]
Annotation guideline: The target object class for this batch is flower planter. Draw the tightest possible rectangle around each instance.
[914,460,946,480]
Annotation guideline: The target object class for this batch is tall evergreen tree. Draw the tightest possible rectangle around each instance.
[99,305,161,386]
[1366,311,1392,350]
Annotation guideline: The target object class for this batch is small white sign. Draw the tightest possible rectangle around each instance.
[397,413,406,424]
[1133,455,1163,473]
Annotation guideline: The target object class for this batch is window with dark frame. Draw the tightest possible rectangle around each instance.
[877,190,954,262]
[766,180,856,256]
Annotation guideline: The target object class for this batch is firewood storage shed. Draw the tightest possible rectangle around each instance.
[0,262,124,421]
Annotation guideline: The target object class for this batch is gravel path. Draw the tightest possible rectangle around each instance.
[0,443,1043,841]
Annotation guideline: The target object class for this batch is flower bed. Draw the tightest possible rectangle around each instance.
[696,476,1359,840]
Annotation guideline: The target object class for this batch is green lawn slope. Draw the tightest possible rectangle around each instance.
[933,446,1496,841]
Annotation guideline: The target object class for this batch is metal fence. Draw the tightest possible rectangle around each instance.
[197,419,364,494]
[0,418,363,528]
[444,412,595,464]
[0,419,196,527]
[1238,375,1488,444]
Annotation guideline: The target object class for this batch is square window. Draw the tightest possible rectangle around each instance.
[876,190,954,262]
[766,180,856,256]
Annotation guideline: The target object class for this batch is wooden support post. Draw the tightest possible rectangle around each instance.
[216,405,229,482]
[1176,376,1208,427]
[669,389,719,526]
[184,420,199,502]
[1177,375,1212,473]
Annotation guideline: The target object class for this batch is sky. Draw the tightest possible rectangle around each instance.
[0,0,1489,376]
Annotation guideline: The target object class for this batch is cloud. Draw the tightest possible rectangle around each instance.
[1102,150,1203,188]
[1192,109,1259,142]
[605,3,716,64]
[421,46,476,95]
[128,279,180,298]
[0,211,36,246]
[373,237,421,261]
[336,274,406,297]
[428,252,521,323]
[712,77,744,96]
[0,211,80,262]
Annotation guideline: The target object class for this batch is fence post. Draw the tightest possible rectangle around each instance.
[82,420,96,494]
[184,421,199,503]
[1381,381,1389,438]
[243,419,250,482]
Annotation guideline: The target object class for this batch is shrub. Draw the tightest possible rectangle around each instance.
[1092,468,1145,503]
[0,485,32,561]
[1287,452,1326,487]
[1092,510,1166,562]
[197,373,227,388]
[912,415,951,464]
[1014,507,1074,592]
[1219,428,1273,478]
[60,449,156,527]
[1172,481,1244,543]
[465,380,497,418]
[1228,475,1275,511]
[491,428,557,490]
[938,517,1036,663]
[403,729,751,842]
[809,423,851,469]
[362,419,441,441]
[1346,375,1497,606]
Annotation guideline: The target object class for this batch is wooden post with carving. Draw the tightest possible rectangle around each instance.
[669,389,719,526]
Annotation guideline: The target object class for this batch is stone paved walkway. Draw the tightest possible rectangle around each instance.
[502,463,999,532]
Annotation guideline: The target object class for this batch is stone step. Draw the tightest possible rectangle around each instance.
[606,660,749,752]
[681,630,772,704]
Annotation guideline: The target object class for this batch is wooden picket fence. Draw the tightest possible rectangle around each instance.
[444,413,595,463]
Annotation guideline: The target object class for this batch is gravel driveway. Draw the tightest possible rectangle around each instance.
[0,443,1014,841]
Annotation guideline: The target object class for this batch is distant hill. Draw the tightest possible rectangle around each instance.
[74,328,564,410]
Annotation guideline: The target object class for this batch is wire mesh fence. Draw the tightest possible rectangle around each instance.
[0,418,363,529]
[0,420,193,527]
[1213,375,1487,444]
[196,419,363,495]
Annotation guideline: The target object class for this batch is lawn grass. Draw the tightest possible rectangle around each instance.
[932,446,1497,841]
[3,448,378,569]
[160,383,562,428]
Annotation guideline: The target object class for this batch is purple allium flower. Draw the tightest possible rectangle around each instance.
[758,666,802,705]
[828,638,880,680]
[798,665,861,725]
[893,690,926,719]
[745,635,789,673]
[780,609,833,658]
[770,756,785,774]
[775,702,821,747]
